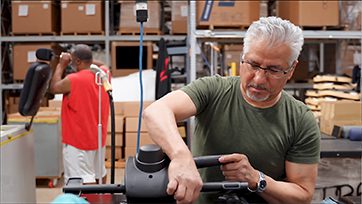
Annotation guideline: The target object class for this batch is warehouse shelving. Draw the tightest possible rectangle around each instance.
[186,1,362,139]
[188,1,362,83]
[0,0,186,124]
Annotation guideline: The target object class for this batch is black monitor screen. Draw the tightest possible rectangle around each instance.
[115,46,148,70]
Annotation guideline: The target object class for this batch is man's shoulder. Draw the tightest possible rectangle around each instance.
[282,91,310,112]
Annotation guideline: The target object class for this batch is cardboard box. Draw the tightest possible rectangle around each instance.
[113,102,124,115]
[196,1,259,28]
[121,101,153,117]
[12,43,61,80]
[125,146,136,159]
[125,132,154,148]
[125,117,148,132]
[107,115,124,133]
[171,1,188,34]
[105,146,123,161]
[106,133,123,147]
[48,100,62,109]
[12,0,59,34]
[61,1,103,33]
[277,1,339,26]
[111,41,153,77]
[118,1,160,32]
[340,1,361,31]
[320,101,362,135]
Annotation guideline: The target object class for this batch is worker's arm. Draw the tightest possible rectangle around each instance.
[143,90,203,203]
[220,154,317,204]
[49,52,71,94]
[259,161,317,204]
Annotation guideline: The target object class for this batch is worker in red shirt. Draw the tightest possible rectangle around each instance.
[50,44,110,184]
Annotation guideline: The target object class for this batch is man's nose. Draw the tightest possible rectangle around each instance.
[253,68,268,81]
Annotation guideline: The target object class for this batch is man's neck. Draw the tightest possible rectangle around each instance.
[240,85,282,108]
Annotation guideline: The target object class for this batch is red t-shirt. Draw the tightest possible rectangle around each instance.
[61,67,110,150]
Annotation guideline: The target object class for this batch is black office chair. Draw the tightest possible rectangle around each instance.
[18,49,53,130]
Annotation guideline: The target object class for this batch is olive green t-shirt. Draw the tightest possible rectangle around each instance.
[181,75,320,203]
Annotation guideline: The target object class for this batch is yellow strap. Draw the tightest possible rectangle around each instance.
[8,118,59,124]
[0,129,33,147]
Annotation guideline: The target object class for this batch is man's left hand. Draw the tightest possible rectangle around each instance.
[219,153,259,190]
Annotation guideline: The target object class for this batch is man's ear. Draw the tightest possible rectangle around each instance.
[287,60,298,80]
[239,62,243,76]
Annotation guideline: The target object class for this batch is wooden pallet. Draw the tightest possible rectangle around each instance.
[117,28,161,35]
[13,79,25,84]
[11,32,57,36]
[105,159,125,169]
[61,31,105,36]
[197,24,249,31]
[300,25,346,31]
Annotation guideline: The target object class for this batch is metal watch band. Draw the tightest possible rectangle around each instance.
[257,171,267,193]
[247,171,267,193]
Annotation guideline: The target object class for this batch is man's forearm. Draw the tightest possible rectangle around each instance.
[259,176,314,204]
[49,64,65,94]
[143,102,191,160]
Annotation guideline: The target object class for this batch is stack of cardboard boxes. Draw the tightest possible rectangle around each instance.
[122,101,155,159]
[10,0,104,81]
[106,104,125,162]
[319,100,362,136]
[304,75,361,132]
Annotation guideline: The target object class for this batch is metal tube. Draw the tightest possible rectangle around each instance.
[96,72,103,184]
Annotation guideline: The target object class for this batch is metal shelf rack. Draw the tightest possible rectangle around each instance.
[186,1,362,139]
[0,0,186,124]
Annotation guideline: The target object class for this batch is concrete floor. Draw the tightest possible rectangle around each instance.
[36,168,125,203]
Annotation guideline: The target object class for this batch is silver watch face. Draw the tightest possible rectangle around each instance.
[258,172,267,192]
[259,180,267,190]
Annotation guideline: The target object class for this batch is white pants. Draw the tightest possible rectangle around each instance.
[63,144,106,184]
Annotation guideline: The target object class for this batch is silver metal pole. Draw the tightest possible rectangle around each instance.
[210,43,214,76]
[187,0,197,148]
[0,0,3,125]
[105,0,110,67]
[95,72,103,184]
[319,42,324,73]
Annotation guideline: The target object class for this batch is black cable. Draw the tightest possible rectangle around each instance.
[108,91,116,184]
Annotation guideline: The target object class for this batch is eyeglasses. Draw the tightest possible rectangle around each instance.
[241,60,294,79]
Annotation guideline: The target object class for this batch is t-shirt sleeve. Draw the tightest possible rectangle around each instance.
[181,76,220,115]
[286,110,320,164]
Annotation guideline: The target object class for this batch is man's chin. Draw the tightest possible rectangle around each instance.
[246,91,269,102]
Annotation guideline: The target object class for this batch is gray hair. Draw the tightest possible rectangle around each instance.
[243,16,304,66]
[72,44,93,63]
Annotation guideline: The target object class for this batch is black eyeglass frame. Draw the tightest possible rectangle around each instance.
[241,60,295,78]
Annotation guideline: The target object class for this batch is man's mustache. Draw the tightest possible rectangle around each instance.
[247,83,269,91]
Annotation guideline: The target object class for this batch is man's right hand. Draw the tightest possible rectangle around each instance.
[166,155,203,204]
[59,52,71,68]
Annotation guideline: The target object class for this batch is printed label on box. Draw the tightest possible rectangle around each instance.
[78,5,84,11]
[43,3,49,9]
[27,51,36,63]
[18,5,28,16]
[86,4,96,15]
[181,5,188,17]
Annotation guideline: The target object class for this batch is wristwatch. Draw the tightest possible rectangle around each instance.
[247,171,267,193]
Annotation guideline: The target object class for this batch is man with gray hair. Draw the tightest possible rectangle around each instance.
[143,16,320,203]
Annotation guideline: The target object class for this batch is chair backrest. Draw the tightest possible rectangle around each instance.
[18,61,52,116]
